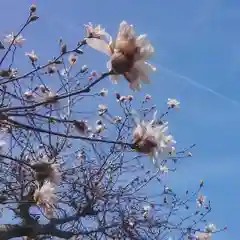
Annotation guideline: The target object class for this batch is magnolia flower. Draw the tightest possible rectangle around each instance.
[95,124,105,134]
[144,94,152,101]
[159,165,169,174]
[132,111,176,165]
[205,223,216,233]
[68,54,77,65]
[47,62,57,74]
[98,104,108,116]
[185,232,211,240]
[34,181,56,217]
[167,98,180,109]
[196,194,206,208]
[113,116,122,123]
[23,90,34,99]
[143,205,154,218]
[99,88,108,96]
[39,84,50,93]
[169,146,176,155]
[25,50,38,62]
[44,91,58,103]
[86,21,156,90]
[4,33,25,46]
[80,64,88,73]
[84,22,108,39]
[32,161,61,184]
[195,231,211,240]
[7,68,18,78]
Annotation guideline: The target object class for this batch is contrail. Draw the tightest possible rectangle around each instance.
[159,65,240,106]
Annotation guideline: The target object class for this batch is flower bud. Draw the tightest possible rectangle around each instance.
[30,4,37,13]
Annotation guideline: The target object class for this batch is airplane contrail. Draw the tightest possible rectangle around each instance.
[159,65,240,106]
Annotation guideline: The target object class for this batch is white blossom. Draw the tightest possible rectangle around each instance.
[23,90,34,99]
[132,111,176,166]
[143,205,154,218]
[98,104,108,116]
[159,165,169,174]
[196,194,206,208]
[84,22,108,39]
[25,50,38,62]
[86,21,156,90]
[167,98,180,109]
[205,223,216,233]
[34,181,56,217]
[99,88,108,96]
[195,231,211,240]
[4,33,25,46]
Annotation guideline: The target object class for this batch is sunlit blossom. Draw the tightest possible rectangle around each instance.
[144,94,152,101]
[25,50,38,62]
[34,181,56,218]
[99,88,108,96]
[196,194,206,208]
[86,21,156,90]
[95,124,105,134]
[195,231,211,240]
[4,33,25,46]
[167,98,180,109]
[205,223,216,233]
[98,104,108,116]
[159,165,169,174]
[113,116,122,123]
[68,53,77,65]
[143,204,154,218]
[132,111,176,166]
[84,22,108,39]
[23,90,34,99]
[80,64,88,73]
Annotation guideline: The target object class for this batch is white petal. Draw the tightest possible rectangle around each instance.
[124,68,140,83]
[118,21,136,40]
[135,34,154,60]
[134,61,156,83]
[86,38,111,56]
[129,81,141,90]
[110,74,120,84]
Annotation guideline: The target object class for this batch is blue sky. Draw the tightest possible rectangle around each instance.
[1,0,240,239]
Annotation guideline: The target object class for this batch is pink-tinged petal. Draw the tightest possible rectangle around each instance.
[86,38,111,56]
[107,60,120,83]
[129,80,141,90]
[123,69,141,90]
[110,74,120,84]
[135,34,154,60]
[118,21,136,39]
[106,60,112,71]
[134,61,155,84]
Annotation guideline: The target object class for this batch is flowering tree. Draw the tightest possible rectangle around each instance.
[0,4,224,240]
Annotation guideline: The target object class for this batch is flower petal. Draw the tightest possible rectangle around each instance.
[86,38,111,56]
[134,61,156,84]
[110,74,120,84]
[135,34,154,60]
[117,21,136,41]
[107,60,120,83]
